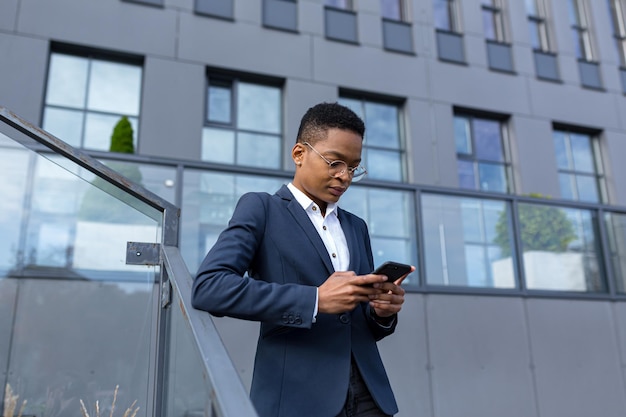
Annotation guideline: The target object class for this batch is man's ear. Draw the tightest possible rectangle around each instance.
[292,143,305,165]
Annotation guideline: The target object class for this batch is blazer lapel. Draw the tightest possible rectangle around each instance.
[277,185,335,277]
[337,207,361,272]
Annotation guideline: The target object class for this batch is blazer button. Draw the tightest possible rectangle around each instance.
[339,314,350,324]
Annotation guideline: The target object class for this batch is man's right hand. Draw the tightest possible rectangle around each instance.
[317,271,388,314]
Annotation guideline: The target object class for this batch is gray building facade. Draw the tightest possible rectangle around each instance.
[1,0,626,416]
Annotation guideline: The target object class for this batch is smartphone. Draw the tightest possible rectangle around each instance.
[372,261,412,281]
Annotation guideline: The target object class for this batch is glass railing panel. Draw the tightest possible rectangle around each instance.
[0,122,162,416]
[605,211,626,294]
[181,169,285,272]
[518,202,604,292]
[421,193,517,288]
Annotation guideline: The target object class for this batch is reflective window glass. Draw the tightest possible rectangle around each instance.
[43,51,142,151]
[455,114,510,193]
[518,203,604,292]
[553,129,602,202]
[340,186,418,284]
[339,96,405,182]
[605,211,626,293]
[208,84,232,124]
[326,0,351,9]
[381,0,403,20]
[433,0,456,31]
[237,82,281,134]
[204,77,282,169]
[421,193,515,288]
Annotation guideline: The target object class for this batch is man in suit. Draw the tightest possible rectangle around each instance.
[192,102,413,417]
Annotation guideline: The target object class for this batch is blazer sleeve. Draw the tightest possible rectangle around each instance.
[191,192,317,328]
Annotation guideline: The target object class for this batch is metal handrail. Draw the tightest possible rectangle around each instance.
[162,246,259,417]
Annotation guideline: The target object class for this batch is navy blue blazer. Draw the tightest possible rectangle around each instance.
[192,185,398,417]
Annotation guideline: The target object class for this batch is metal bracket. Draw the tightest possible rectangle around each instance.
[161,280,172,309]
[126,242,161,266]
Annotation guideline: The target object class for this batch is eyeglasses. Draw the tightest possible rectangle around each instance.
[303,142,367,182]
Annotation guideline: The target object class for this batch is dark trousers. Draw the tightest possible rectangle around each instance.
[335,358,392,417]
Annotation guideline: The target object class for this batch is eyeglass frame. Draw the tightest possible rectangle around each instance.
[302,142,367,182]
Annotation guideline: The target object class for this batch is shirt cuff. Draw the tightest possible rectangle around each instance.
[312,288,319,323]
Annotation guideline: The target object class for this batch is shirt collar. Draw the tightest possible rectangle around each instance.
[287,182,339,218]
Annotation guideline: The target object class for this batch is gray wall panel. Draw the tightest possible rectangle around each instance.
[431,102,460,187]
[178,13,312,79]
[512,116,561,197]
[614,302,626,390]
[358,8,382,48]
[405,99,437,185]
[312,38,428,98]
[0,33,48,123]
[527,80,621,130]
[139,57,205,160]
[0,0,18,31]
[429,61,530,115]
[165,0,193,11]
[426,295,537,417]
[378,294,433,417]
[298,0,324,36]
[16,0,177,57]
[527,299,626,417]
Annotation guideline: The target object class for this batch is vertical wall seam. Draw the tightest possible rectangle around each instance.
[522,299,542,417]
[423,294,437,417]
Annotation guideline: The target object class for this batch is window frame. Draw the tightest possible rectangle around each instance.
[481,0,507,43]
[42,44,144,151]
[568,0,595,61]
[552,125,606,203]
[526,0,552,52]
[433,0,461,33]
[454,111,513,194]
[608,0,626,67]
[203,71,284,169]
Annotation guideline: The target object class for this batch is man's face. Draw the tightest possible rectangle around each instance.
[292,128,363,211]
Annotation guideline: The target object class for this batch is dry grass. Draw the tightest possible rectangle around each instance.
[79,385,139,417]
[3,383,139,417]
[3,384,27,417]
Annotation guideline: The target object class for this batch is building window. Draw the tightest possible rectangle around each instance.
[605,211,626,294]
[553,128,604,203]
[482,0,514,72]
[608,0,626,66]
[43,49,142,151]
[422,193,516,289]
[454,113,511,193]
[326,0,351,9]
[568,0,594,61]
[433,0,459,32]
[526,0,551,51]
[481,0,505,42]
[203,75,282,169]
[381,0,404,20]
[339,96,405,182]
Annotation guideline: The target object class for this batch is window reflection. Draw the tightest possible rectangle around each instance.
[339,96,405,182]
[422,193,515,288]
[43,51,142,151]
[518,203,604,292]
[552,129,602,202]
[605,212,626,293]
[381,0,403,20]
[433,0,458,32]
[204,77,282,169]
[454,114,509,193]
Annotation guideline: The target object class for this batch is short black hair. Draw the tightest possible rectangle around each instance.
[296,102,365,145]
